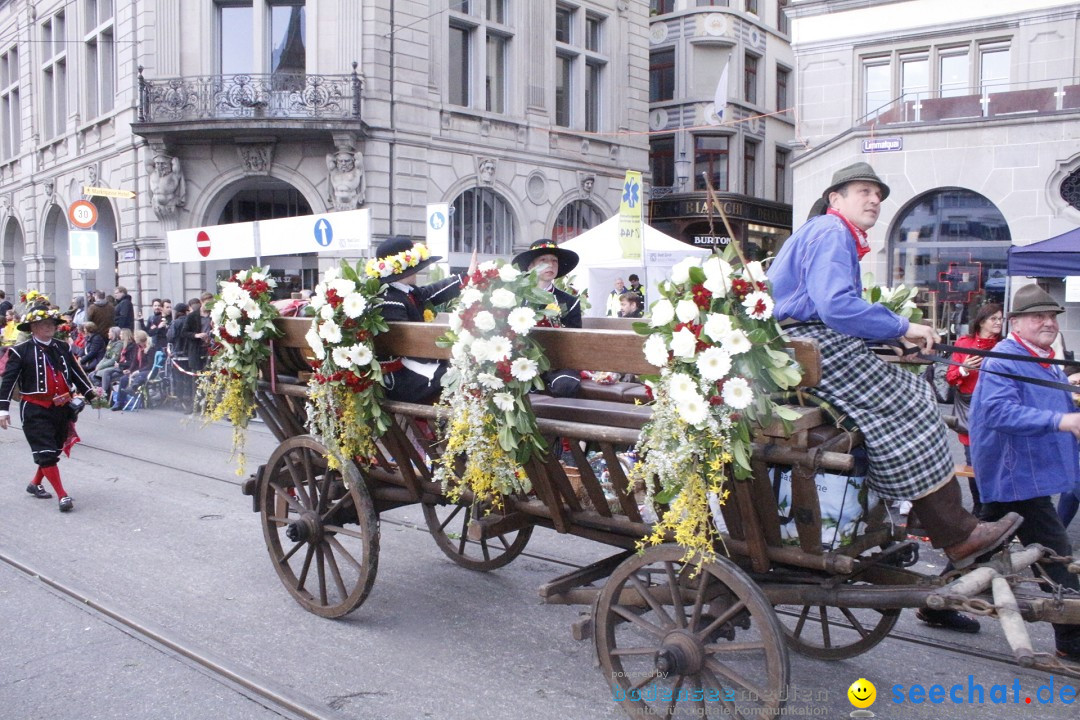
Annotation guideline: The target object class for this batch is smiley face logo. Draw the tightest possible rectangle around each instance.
[848,678,876,709]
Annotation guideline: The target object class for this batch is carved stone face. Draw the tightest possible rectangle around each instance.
[582,176,594,193]
[335,154,355,172]
[154,158,171,175]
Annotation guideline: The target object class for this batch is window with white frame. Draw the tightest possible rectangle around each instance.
[41,12,67,140]
[268,0,306,76]
[449,0,511,113]
[862,59,890,116]
[979,44,1009,92]
[554,4,607,131]
[84,0,115,119]
[938,48,969,98]
[217,2,254,75]
[0,47,19,160]
[900,53,929,100]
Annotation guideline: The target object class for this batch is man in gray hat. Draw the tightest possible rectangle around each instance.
[970,284,1080,660]
[768,161,1022,572]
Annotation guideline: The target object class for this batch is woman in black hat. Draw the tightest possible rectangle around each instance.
[0,297,103,512]
[512,239,582,397]
[369,236,476,402]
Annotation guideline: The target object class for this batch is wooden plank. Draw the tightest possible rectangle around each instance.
[272,317,822,387]
[567,440,614,518]
[732,478,771,573]
[789,464,824,555]
[749,460,783,548]
[602,444,643,523]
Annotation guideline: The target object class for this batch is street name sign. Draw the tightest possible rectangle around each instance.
[84,186,137,199]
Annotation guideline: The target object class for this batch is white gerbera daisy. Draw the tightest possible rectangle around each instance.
[478,260,498,273]
[486,336,512,362]
[668,372,698,402]
[478,372,505,390]
[318,320,342,344]
[677,393,708,426]
[225,304,242,320]
[223,319,241,338]
[245,302,262,320]
[342,293,368,319]
[744,260,767,283]
[723,329,752,355]
[319,304,335,321]
[470,338,491,363]
[510,357,538,382]
[507,307,536,335]
[330,278,356,297]
[492,392,515,412]
[696,346,732,382]
[722,376,753,410]
[247,328,264,340]
[332,347,353,368]
[350,344,373,367]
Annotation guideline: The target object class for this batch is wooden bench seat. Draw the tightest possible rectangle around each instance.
[529,395,652,430]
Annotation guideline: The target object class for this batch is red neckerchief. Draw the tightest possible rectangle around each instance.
[1011,332,1054,369]
[827,208,870,260]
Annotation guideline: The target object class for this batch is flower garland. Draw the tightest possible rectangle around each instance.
[862,274,926,374]
[433,261,558,510]
[304,261,390,470]
[631,250,803,567]
[199,268,283,474]
[364,243,431,280]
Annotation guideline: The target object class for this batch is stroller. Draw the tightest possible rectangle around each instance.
[114,351,167,411]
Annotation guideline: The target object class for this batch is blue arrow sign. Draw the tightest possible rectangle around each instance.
[314,218,333,247]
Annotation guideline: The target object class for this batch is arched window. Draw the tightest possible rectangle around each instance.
[552,199,603,242]
[1062,166,1080,213]
[450,187,516,256]
[889,187,1011,334]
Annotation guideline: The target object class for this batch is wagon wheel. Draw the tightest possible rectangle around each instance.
[774,592,900,660]
[595,545,789,719]
[421,499,533,571]
[258,435,379,618]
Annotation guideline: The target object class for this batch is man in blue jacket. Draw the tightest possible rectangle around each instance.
[970,284,1080,661]
[769,162,1022,573]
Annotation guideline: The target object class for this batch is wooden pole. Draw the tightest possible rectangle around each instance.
[701,172,750,267]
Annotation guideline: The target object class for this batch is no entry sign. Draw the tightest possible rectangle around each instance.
[196,230,211,257]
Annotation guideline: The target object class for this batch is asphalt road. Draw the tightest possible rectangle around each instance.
[0,407,1077,719]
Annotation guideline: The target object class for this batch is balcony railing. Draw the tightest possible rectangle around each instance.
[137,64,363,123]
[856,76,1080,128]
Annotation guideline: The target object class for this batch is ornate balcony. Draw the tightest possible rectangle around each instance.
[132,65,364,142]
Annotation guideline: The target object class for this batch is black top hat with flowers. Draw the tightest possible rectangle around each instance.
[511,239,579,278]
[16,291,63,332]
[365,236,441,283]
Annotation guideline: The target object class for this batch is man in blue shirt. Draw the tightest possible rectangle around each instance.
[768,162,1022,572]
[970,284,1080,661]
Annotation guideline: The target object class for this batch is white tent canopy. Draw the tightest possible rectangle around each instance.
[560,215,710,316]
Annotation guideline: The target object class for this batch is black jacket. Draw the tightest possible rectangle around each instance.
[81,333,107,371]
[379,277,462,323]
[549,286,582,328]
[146,311,170,348]
[1,337,97,412]
[113,294,134,330]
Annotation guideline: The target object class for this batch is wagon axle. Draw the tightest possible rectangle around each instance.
[284,511,323,544]
[654,631,705,676]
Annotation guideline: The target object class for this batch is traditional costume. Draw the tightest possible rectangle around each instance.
[0,299,99,512]
[368,236,463,402]
[768,162,1021,569]
[513,239,582,398]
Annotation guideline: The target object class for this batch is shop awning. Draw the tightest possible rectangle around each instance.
[1007,227,1080,277]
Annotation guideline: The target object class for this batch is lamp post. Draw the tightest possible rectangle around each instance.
[674,151,691,191]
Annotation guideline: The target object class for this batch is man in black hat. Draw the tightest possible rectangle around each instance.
[0,296,102,512]
[768,161,1022,574]
[969,284,1080,660]
[512,239,582,397]
[371,236,475,402]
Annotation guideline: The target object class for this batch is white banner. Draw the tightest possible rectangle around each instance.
[167,222,257,263]
[426,203,450,258]
[69,231,100,270]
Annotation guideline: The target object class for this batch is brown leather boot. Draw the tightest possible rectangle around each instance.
[943,513,1023,569]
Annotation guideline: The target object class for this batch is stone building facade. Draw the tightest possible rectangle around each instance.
[788,0,1080,346]
[646,0,795,258]
[0,0,649,312]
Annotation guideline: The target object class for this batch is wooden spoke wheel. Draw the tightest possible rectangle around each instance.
[595,545,789,719]
[258,435,379,618]
[774,596,900,660]
[421,500,532,572]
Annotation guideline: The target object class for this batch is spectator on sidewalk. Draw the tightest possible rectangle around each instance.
[112,286,134,331]
[970,284,1080,662]
[80,322,106,372]
[110,330,154,411]
[0,289,11,317]
[86,291,114,340]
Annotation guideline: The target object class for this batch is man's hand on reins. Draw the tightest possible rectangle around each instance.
[1059,413,1080,439]
[903,323,939,354]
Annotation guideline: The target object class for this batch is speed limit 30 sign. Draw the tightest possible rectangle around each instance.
[68,200,98,229]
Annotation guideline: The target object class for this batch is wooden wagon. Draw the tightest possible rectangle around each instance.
[241,316,1080,717]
